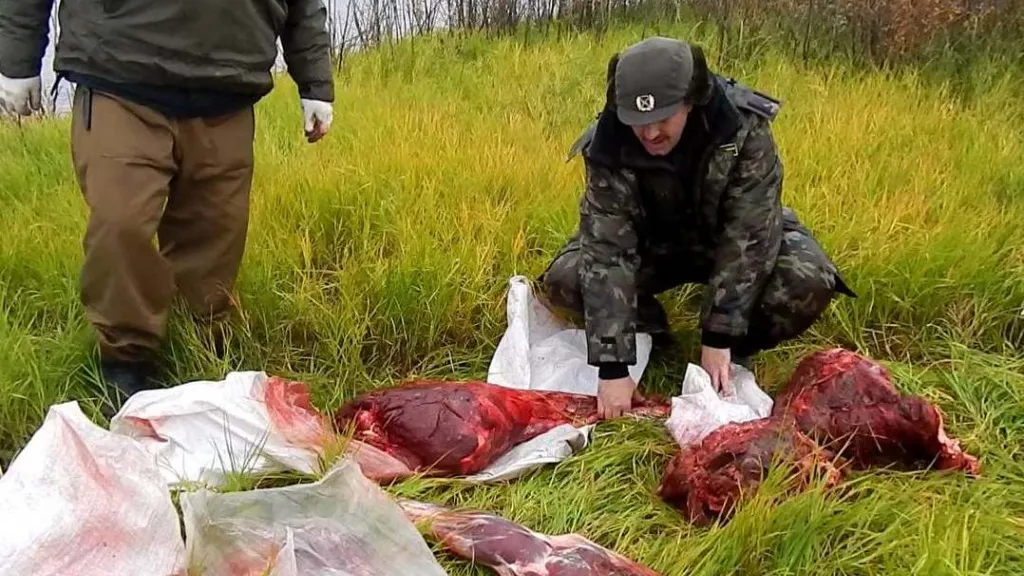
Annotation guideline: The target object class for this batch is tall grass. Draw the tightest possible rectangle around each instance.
[1,21,1023,574]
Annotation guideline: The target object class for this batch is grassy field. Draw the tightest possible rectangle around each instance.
[2,21,1024,575]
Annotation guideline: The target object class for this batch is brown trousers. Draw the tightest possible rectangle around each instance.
[70,88,255,362]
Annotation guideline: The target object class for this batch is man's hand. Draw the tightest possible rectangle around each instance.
[597,376,638,420]
[0,74,42,116]
[701,345,733,395]
[301,98,332,143]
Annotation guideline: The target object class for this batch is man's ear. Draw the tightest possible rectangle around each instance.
[604,52,620,109]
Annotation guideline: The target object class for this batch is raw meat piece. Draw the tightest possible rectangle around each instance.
[657,418,844,526]
[334,380,670,479]
[771,348,981,475]
[263,375,335,450]
[398,499,662,576]
[344,439,417,483]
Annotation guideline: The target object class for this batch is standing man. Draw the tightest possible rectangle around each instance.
[540,37,854,418]
[0,0,335,400]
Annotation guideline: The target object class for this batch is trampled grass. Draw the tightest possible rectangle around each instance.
[2,22,1024,575]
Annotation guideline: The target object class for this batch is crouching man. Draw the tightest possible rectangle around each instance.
[538,37,854,418]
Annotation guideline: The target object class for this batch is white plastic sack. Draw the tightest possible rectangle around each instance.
[666,363,774,447]
[110,371,332,487]
[465,423,595,483]
[473,275,652,482]
[181,457,449,576]
[488,275,652,395]
[0,401,187,575]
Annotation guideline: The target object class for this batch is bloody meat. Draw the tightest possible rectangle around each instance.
[657,418,844,526]
[771,348,980,475]
[335,380,670,481]
[398,499,662,576]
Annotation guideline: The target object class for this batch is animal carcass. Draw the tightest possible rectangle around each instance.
[335,380,669,481]
[771,348,980,474]
[657,418,844,526]
[398,499,662,576]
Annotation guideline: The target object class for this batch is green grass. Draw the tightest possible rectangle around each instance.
[2,21,1024,575]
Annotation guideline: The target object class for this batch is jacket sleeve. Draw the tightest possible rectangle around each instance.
[0,0,54,78]
[282,0,334,102]
[578,159,642,367]
[700,116,784,348]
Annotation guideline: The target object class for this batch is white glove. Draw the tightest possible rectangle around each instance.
[0,74,42,116]
[301,98,332,142]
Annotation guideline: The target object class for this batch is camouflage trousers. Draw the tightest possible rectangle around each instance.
[538,215,853,357]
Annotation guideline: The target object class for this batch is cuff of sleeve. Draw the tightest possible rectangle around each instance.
[701,328,743,350]
[297,81,334,103]
[598,363,630,380]
[0,60,41,80]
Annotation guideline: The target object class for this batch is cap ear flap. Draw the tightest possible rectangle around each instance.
[686,44,713,106]
[605,52,620,109]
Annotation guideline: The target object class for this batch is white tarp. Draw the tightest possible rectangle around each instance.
[109,371,332,488]
[465,422,594,483]
[475,275,651,481]
[0,402,188,575]
[181,458,449,575]
[665,363,774,447]
[487,275,652,394]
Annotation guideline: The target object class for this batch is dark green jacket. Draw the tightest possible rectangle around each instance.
[568,74,815,365]
[0,0,334,102]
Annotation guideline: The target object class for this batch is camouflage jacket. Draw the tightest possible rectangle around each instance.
[568,74,788,366]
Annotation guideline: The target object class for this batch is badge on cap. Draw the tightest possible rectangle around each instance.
[636,94,655,112]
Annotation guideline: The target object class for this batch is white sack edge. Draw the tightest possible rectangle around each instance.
[465,423,595,483]
[0,401,188,576]
[109,371,324,488]
[487,275,652,394]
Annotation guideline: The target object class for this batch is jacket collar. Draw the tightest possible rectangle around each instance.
[585,74,742,171]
